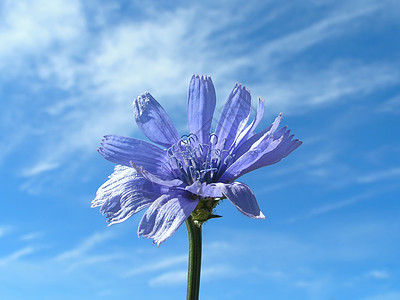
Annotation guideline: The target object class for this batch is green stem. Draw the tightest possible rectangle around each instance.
[185,216,202,300]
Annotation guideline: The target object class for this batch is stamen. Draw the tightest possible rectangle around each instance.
[166,133,235,185]
[210,133,218,145]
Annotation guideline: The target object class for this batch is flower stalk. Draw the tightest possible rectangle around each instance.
[185,215,202,300]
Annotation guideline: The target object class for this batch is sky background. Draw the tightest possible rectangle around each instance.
[1,0,400,299]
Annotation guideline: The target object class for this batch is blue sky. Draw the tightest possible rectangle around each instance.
[1,0,399,299]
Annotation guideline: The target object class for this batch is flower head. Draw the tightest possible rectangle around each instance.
[92,75,302,245]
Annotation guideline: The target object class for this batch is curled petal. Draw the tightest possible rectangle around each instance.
[222,127,301,181]
[188,75,216,144]
[138,193,199,246]
[133,92,180,148]
[220,131,283,182]
[257,134,302,167]
[215,182,264,219]
[130,162,185,188]
[185,181,223,198]
[91,166,164,225]
[98,135,170,175]
[232,113,282,159]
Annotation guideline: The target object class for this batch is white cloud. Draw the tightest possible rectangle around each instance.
[148,265,237,287]
[254,61,400,114]
[55,231,113,261]
[284,190,377,223]
[22,162,59,177]
[201,265,238,279]
[357,167,400,183]
[148,270,187,286]
[248,1,380,70]
[66,254,120,272]
[0,226,11,238]
[54,231,120,273]
[363,292,400,300]
[0,0,85,69]
[1,0,398,186]
[365,270,390,279]
[124,254,187,277]
[19,231,44,241]
[0,129,26,166]
[378,94,400,114]
[0,247,34,267]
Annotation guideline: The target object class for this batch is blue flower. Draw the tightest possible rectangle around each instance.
[92,75,302,245]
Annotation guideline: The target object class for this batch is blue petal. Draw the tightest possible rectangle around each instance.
[185,181,223,198]
[256,133,302,167]
[220,136,281,182]
[215,182,264,219]
[133,92,180,148]
[214,84,251,150]
[229,98,265,152]
[232,113,282,159]
[222,127,301,181]
[98,135,170,175]
[187,75,216,144]
[138,193,199,246]
[130,162,185,188]
[92,166,164,225]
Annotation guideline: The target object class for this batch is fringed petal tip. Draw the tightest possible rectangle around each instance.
[233,82,251,94]
[137,232,164,247]
[188,74,216,144]
[92,165,161,227]
[191,74,213,80]
[132,91,180,148]
[134,91,150,100]
[90,202,100,209]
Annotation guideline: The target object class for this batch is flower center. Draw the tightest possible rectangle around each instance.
[166,134,234,185]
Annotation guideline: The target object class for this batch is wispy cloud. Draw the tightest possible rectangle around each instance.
[0,226,11,238]
[19,231,44,241]
[363,292,400,300]
[22,162,59,177]
[148,265,237,287]
[124,254,187,277]
[248,1,381,70]
[365,270,390,279]
[4,0,397,182]
[357,167,400,183]
[55,231,113,261]
[66,254,120,272]
[378,94,400,115]
[0,0,85,70]
[284,189,378,223]
[254,61,400,114]
[0,247,34,267]
[149,270,187,286]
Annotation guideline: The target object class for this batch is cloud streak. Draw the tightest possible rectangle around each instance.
[124,254,187,277]
[55,231,113,261]
[357,167,400,183]
[1,0,397,182]
[0,247,34,267]
[284,189,380,224]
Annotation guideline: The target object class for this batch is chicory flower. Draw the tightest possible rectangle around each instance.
[92,75,301,245]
